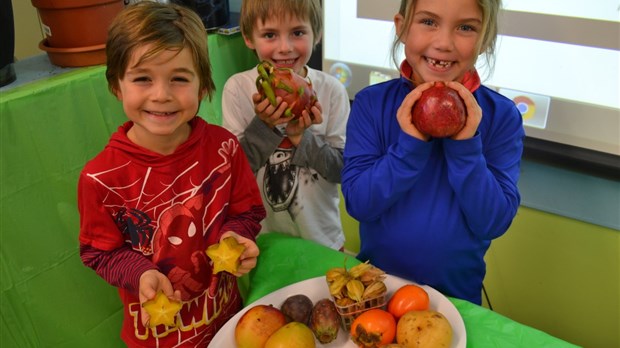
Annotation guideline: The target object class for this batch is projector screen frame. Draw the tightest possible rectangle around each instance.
[320,0,620,179]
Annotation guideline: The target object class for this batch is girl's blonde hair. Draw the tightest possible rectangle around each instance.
[240,0,323,45]
[105,1,215,99]
[392,0,501,74]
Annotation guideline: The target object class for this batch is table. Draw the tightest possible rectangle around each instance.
[0,33,257,348]
[245,233,580,348]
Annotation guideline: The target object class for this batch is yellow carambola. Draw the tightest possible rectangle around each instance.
[142,291,182,328]
[206,237,246,274]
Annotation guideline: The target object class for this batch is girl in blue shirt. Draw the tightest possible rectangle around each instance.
[342,0,524,304]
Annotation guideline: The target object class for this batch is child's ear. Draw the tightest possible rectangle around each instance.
[242,34,255,50]
[112,86,122,101]
[394,13,406,42]
[199,88,207,101]
[313,32,323,46]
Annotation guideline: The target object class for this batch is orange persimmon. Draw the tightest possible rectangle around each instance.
[350,308,396,347]
[387,284,430,320]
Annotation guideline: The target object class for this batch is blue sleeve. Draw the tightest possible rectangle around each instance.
[341,86,433,221]
[443,98,524,240]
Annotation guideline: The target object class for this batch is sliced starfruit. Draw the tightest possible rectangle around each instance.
[142,290,182,328]
[206,236,246,274]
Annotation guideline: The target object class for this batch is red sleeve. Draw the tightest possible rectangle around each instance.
[220,139,266,241]
[80,243,157,294]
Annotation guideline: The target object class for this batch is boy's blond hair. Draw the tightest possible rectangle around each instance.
[240,0,323,45]
[105,1,215,99]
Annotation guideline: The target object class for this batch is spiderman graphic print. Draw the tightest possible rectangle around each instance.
[78,118,264,347]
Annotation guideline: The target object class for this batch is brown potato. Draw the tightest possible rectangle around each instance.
[396,310,452,348]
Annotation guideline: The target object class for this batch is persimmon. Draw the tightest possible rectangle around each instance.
[350,308,396,347]
[387,284,430,320]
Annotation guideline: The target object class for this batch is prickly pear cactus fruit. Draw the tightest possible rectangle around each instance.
[310,298,341,344]
[256,60,317,120]
[142,290,182,328]
[206,236,246,274]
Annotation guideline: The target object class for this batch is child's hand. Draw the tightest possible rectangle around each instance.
[138,269,181,327]
[286,101,323,146]
[252,93,295,129]
[445,81,482,140]
[397,82,434,141]
[220,231,260,277]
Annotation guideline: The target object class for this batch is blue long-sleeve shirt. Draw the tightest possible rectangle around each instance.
[342,76,524,304]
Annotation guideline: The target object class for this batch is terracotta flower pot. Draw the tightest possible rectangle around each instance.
[38,39,106,67]
[31,0,124,48]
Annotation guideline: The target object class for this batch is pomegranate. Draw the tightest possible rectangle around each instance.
[411,82,467,138]
[256,61,317,120]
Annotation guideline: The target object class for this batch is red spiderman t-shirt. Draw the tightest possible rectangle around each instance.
[78,117,265,347]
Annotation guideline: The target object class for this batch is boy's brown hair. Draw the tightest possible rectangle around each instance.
[105,1,215,100]
[240,0,323,45]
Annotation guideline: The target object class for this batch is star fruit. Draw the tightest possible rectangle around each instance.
[142,290,182,327]
[206,236,246,274]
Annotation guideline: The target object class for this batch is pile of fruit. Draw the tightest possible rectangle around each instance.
[326,262,453,348]
[234,295,340,348]
[349,284,452,348]
[232,261,454,348]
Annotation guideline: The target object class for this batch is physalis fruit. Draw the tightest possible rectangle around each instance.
[206,236,246,274]
[142,290,182,328]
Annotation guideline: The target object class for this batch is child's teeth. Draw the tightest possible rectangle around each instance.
[428,58,451,67]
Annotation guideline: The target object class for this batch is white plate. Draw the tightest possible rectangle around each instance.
[209,274,466,347]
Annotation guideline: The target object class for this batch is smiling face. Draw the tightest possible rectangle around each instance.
[244,14,315,77]
[395,0,483,85]
[115,44,205,154]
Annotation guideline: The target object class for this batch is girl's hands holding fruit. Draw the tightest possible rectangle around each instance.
[397,82,434,141]
[444,80,482,141]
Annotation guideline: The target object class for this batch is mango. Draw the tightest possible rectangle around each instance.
[264,322,316,348]
[235,304,287,348]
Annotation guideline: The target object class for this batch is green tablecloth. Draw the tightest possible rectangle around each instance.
[246,233,580,348]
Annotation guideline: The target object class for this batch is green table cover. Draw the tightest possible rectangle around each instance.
[246,233,580,348]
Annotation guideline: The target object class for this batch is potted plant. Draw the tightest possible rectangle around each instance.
[31,0,124,67]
